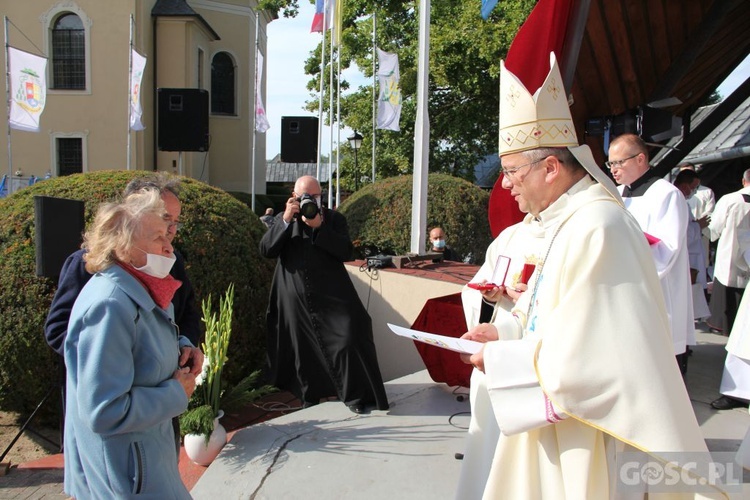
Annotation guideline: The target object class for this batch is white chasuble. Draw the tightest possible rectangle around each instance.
[475,178,723,499]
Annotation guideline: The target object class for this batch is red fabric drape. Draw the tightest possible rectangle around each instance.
[411,293,472,388]
[505,0,574,93]
[488,0,574,238]
[488,174,525,238]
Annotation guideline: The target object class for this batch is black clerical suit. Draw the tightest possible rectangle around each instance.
[259,209,389,410]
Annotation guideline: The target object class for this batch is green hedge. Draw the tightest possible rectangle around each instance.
[0,171,275,420]
[338,173,492,264]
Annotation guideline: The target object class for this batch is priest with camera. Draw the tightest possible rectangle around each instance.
[259,175,389,414]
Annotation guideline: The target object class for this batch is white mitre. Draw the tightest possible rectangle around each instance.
[499,52,622,205]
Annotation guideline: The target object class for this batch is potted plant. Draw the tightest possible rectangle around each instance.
[180,284,275,465]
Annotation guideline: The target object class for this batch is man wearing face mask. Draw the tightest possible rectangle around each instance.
[45,174,202,361]
[259,175,389,414]
[429,226,460,262]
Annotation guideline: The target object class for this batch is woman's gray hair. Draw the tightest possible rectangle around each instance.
[82,188,166,273]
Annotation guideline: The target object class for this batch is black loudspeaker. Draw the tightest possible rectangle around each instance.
[157,88,209,152]
[280,116,318,163]
[34,196,85,279]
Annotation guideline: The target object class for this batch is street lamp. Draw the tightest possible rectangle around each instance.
[347,131,363,191]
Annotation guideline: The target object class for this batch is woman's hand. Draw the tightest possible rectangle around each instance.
[179,346,204,377]
[173,367,196,398]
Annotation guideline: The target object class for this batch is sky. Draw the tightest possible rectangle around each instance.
[265,1,367,159]
[263,3,750,159]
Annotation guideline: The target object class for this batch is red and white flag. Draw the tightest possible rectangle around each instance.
[129,49,147,131]
[8,47,47,132]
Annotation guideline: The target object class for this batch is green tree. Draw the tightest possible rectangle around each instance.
[302,0,535,186]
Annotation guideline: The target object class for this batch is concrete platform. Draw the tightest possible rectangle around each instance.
[3,329,749,499]
[190,370,469,499]
[190,330,750,500]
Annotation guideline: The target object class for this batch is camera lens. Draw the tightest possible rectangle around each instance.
[299,196,319,219]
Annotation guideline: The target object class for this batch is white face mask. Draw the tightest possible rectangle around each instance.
[134,249,176,279]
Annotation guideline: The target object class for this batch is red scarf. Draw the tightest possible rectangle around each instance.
[119,262,182,310]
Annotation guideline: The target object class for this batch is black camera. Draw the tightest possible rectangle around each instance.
[296,194,320,219]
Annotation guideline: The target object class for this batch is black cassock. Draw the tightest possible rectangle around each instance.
[259,208,389,410]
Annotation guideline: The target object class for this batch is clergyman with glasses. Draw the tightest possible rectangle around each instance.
[607,133,693,373]
[259,175,389,414]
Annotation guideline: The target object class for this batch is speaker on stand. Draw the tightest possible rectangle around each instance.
[157,88,210,175]
[280,116,318,163]
[0,196,86,461]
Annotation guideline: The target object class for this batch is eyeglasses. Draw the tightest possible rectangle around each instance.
[500,158,544,180]
[164,219,183,231]
[604,153,640,170]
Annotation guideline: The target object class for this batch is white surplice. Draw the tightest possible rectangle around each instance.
[719,248,750,400]
[619,178,693,355]
[707,186,750,288]
[688,218,711,323]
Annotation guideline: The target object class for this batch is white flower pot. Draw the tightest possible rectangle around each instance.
[183,410,227,466]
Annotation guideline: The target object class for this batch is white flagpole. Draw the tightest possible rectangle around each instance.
[250,11,260,212]
[411,0,430,255]
[126,15,133,170]
[315,2,328,180]
[335,40,341,208]
[327,15,334,208]
[4,16,13,185]
[371,12,376,184]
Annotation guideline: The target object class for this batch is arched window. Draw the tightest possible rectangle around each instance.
[211,52,236,115]
[51,13,85,90]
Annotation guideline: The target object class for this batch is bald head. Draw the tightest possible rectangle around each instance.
[610,133,648,158]
[294,176,321,197]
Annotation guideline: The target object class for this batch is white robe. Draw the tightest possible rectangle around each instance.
[478,178,722,499]
[687,185,715,269]
[688,218,710,323]
[688,184,716,220]
[707,186,750,287]
[457,218,546,500]
[620,178,693,355]
[719,248,750,400]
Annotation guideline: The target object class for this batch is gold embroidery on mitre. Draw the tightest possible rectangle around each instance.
[546,78,561,101]
[506,85,522,107]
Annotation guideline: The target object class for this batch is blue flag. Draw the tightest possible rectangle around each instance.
[481,0,498,19]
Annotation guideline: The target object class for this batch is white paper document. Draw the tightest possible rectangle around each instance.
[387,323,483,355]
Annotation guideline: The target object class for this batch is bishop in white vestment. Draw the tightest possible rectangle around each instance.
[457,53,726,500]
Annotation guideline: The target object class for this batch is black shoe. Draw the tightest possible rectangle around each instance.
[710,395,749,410]
[348,404,366,414]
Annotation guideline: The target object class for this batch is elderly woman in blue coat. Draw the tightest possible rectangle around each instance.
[64,188,197,499]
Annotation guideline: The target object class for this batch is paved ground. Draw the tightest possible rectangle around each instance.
[1,327,749,499]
